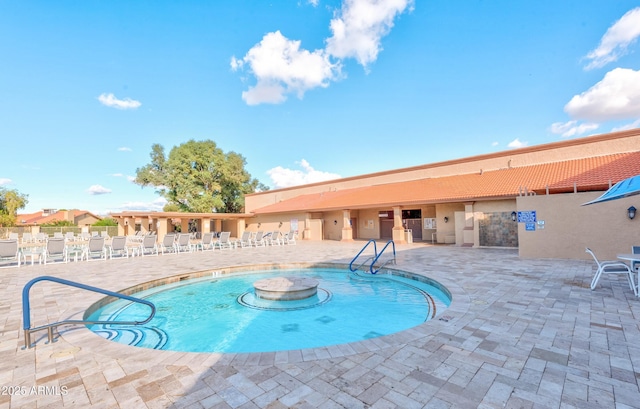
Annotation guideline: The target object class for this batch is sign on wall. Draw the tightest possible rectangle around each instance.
[517,211,536,223]
[423,218,437,229]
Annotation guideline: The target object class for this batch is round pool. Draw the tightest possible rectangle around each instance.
[85,265,451,353]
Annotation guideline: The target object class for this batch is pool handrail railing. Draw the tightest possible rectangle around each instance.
[22,275,156,349]
[349,239,378,272]
[370,240,396,274]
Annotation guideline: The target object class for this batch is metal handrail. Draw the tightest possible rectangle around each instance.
[349,240,378,272]
[370,240,396,274]
[22,275,156,349]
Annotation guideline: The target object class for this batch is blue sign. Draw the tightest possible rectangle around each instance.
[518,211,536,223]
[525,222,536,231]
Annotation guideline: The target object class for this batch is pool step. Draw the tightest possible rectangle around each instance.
[92,325,168,349]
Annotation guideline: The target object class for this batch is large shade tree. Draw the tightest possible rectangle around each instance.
[0,188,29,227]
[134,140,268,213]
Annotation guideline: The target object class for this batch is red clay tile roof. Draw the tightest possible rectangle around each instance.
[15,210,100,226]
[253,152,640,214]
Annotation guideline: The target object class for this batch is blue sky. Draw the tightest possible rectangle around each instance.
[1,1,640,215]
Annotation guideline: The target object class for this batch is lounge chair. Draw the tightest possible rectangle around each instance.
[9,232,19,240]
[53,232,64,239]
[22,233,33,243]
[140,235,159,256]
[175,233,193,253]
[79,232,91,241]
[43,238,68,264]
[236,231,252,248]
[160,234,178,255]
[586,248,636,295]
[0,239,22,268]
[64,232,76,242]
[214,232,233,250]
[283,231,297,245]
[269,231,282,245]
[194,232,215,251]
[85,236,107,261]
[632,246,640,272]
[36,232,47,242]
[108,236,129,259]
[253,231,265,247]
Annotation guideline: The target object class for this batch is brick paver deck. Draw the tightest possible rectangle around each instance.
[1,240,638,408]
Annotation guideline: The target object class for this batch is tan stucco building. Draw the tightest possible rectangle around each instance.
[112,129,640,260]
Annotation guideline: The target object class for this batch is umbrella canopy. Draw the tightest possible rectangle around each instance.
[582,174,640,205]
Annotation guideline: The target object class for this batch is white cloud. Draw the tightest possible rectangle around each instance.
[112,198,167,213]
[98,93,142,110]
[0,178,12,185]
[583,7,640,70]
[564,68,640,121]
[267,159,341,188]
[549,120,600,138]
[111,173,124,177]
[118,147,132,152]
[232,0,413,105]
[87,185,112,195]
[491,141,499,146]
[308,0,319,6]
[326,0,414,67]
[231,31,340,105]
[507,138,528,148]
[612,119,640,132]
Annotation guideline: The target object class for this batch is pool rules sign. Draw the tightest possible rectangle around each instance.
[517,211,537,231]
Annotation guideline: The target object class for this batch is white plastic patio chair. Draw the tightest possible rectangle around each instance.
[140,235,159,256]
[85,236,107,261]
[283,231,297,245]
[160,234,178,255]
[586,248,636,295]
[43,238,68,264]
[175,233,193,253]
[631,246,640,273]
[236,231,252,248]
[0,239,22,268]
[252,231,265,247]
[108,236,129,259]
[214,232,233,250]
[194,232,214,251]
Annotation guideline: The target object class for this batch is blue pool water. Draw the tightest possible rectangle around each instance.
[86,267,451,353]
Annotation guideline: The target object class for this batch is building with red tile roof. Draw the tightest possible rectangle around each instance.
[16,209,102,227]
[243,129,640,259]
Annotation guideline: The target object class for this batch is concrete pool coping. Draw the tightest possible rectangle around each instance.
[2,240,639,408]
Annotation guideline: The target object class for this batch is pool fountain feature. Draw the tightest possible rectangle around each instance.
[253,276,319,300]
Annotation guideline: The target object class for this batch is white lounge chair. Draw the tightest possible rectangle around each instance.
[160,234,178,255]
[140,235,159,256]
[65,232,76,242]
[236,231,252,248]
[43,238,68,264]
[22,233,33,243]
[253,231,265,247]
[587,248,636,295]
[283,231,297,245]
[214,232,233,250]
[53,232,64,239]
[108,236,129,259]
[9,232,19,240]
[194,232,215,251]
[85,236,107,261]
[176,233,193,253]
[632,246,640,272]
[0,239,22,268]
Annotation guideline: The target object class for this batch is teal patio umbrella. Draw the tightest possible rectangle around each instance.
[582,174,640,205]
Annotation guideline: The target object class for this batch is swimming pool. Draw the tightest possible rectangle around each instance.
[85,265,451,353]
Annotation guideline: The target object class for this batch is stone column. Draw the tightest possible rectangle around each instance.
[341,210,353,241]
[392,206,406,244]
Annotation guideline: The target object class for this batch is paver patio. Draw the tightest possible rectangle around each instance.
[1,240,639,408]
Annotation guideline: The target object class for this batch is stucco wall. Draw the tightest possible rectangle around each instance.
[517,192,639,260]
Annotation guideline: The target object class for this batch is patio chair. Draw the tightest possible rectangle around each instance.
[140,235,159,256]
[283,231,297,245]
[53,232,64,239]
[586,248,636,295]
[108,236,129,259]
[632,246,640,272]
[175,233,193,253]
[269,231,282,246]
[160,234,178,255]
[0,239,22,268]
[214,232,233,250]
[194,232,214,251]
[236,231,252,248]
[36,232,47,242]
[85,236,107,261]
[253,231,266,247]
[9,232,19,240]
[64,232,76,242]
[43,238,68,264]
[22,233,33,243]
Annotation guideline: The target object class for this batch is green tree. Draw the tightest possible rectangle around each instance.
[93,218,118,227]
[134,140,268,213]
[0,188,29,227]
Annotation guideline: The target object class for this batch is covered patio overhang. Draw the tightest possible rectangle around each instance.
[109,211,255,238]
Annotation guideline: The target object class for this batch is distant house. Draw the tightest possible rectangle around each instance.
[16,209,102,227]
